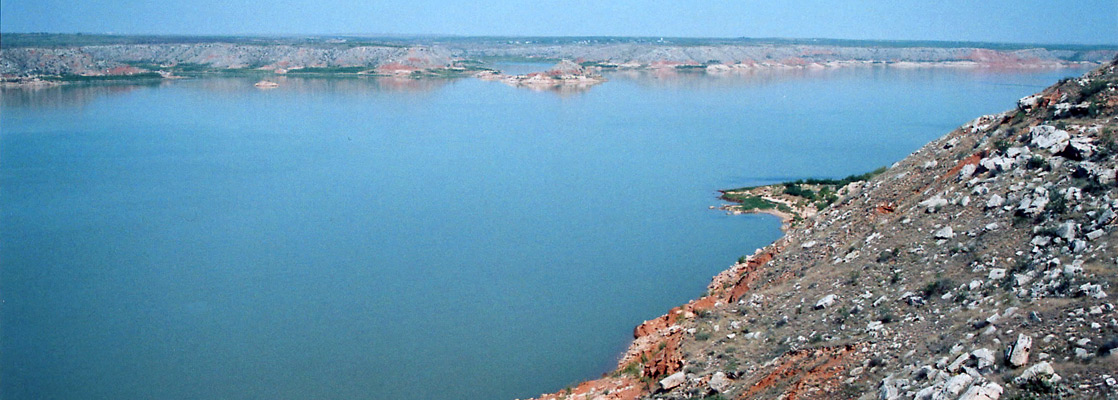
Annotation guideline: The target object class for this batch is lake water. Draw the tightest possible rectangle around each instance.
[0,65,1089,400]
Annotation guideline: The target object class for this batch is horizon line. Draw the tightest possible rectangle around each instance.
[2,32,1117,49]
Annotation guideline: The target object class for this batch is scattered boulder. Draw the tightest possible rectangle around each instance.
[943,374,974,397]
[919,195,949,212]
[658,371,686,391]
[709,371,730,393]
[1054,221,1078,241]
[1058,138,1096,160]
[1014,361,1061,386]
[986,194,1005,209]
[958,382,1002,400]
[1018,94,1041,109]
[972,348,996,371]
[1030,125,1071,153]
[1007,334,1032,367]
[815,294,837,309]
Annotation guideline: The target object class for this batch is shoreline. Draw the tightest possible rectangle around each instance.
[718,205,795,231]
[0,59,1104,90]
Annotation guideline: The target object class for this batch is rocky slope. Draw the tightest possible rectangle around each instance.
[524,58,1118,400]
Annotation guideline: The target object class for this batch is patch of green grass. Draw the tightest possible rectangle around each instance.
[721,194,781,211]
[613,361,641,378]
[994,139,1012,154]
[1079,80,1109,101]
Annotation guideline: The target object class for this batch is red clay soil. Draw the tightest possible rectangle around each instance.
[529,375,645,400]
[724,247,781,303]
[738,343,868,400]
[942,150,987,181]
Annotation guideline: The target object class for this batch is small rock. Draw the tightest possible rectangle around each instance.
[1030,125,1071,153]
[1008,334,1032,367]
[1079,283,1108,299]
[920,195,949,213]
[1055,221,1078,241]
[1063,262,1083,277]
[1061,137,1096,160]
[709,371,731,393]
[943,374,974,397]
[867,321,884,332]
[958,382,1002,400]
[1099,209,1116,225]
[947,353,969,373]
[986,194,1005,209]
[934,226,956,239]
[659,371,686,391]
[989,269,1007,280]
[1014,361,1061,385]
[815,294,837,310]
[972,348,996,371]
[1075,347,1091,360]
[960,164,978,179]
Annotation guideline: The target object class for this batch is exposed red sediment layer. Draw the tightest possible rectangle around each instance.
[739,344,868,400]
[943,150,986,180]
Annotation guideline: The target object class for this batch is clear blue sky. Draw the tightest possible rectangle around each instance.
[2,0,1115,45]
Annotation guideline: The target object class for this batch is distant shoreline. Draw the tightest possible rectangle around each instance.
[2,34,1114,90]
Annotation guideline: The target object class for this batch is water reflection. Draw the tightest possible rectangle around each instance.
[1,82,155,109]
[603,65,1087,91]
[0,75,462,109]
[0,66,1090,110]
[198,75,458,93]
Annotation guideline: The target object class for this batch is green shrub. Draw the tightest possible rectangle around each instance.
[923,278,953,297]
[783,183,816,200]
[1045,188,1067,215]
[1079,80,1109,100]
[1026,156,1049,170]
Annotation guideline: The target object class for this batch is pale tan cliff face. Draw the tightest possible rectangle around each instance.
[524,59,1118,400]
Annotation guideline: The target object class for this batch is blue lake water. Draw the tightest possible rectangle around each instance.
[0,66,1089,400]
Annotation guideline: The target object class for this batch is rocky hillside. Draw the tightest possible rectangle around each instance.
[524,59,1118,400]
